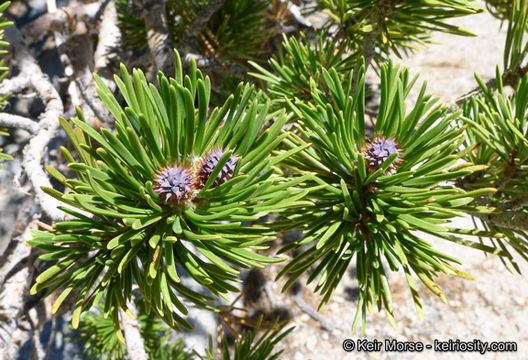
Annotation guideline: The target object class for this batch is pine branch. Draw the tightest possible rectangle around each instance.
[362,20,379,71]
[471,195,528,232]
[352,10,379,92]
[473,210,528,232]
[455,77,496,107]
[121,301,148,360]
[454,67,528,107]
[510,193,528,211]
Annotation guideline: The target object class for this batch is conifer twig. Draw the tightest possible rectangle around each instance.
[473,210,528,232]
[352,10,379,93]
[121,301,148,360]
[510,193,528,211]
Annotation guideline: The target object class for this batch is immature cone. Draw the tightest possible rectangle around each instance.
[153,164,195,203]
[363,136,404,173]
[199,147,239,187]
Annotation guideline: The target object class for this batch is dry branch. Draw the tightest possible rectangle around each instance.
[184,0,225,40]
[141,0,175,76]
[290,281,335,332]
[88,0,121,125]
[6,26,66,221]
[0,113,40,134]
[0,218,38,359]
[179,0,225,67]
[20,2,101,43]
[286,2,312,28]
[94,0,120,73]
[0,73,31,96]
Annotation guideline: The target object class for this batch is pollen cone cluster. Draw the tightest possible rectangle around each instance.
[363,136,404,173]
[153,147,239,204]
[153,164,195,203]
[199,147,239,187]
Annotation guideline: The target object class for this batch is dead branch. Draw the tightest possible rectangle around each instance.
[0,73,31,96]
[21,0,117,124]
[179,0,226,67]
[286,2,312,28]
[2,324,32,360]
[0,221,38,359]
[184,0,225,41]
[140,0,175,76]
[6,26,66,221]
[290,281,335,332]
[43,317,57,360]
[28,309,45,360]
[88,0,120,125]
[42,0,118,127]
[94,0,120,72]
[20,2,101,43]
[0,113,40,134]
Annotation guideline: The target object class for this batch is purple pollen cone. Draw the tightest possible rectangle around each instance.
[363,136,404,173]
[153,164,195,203]
[199,147,239,187]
